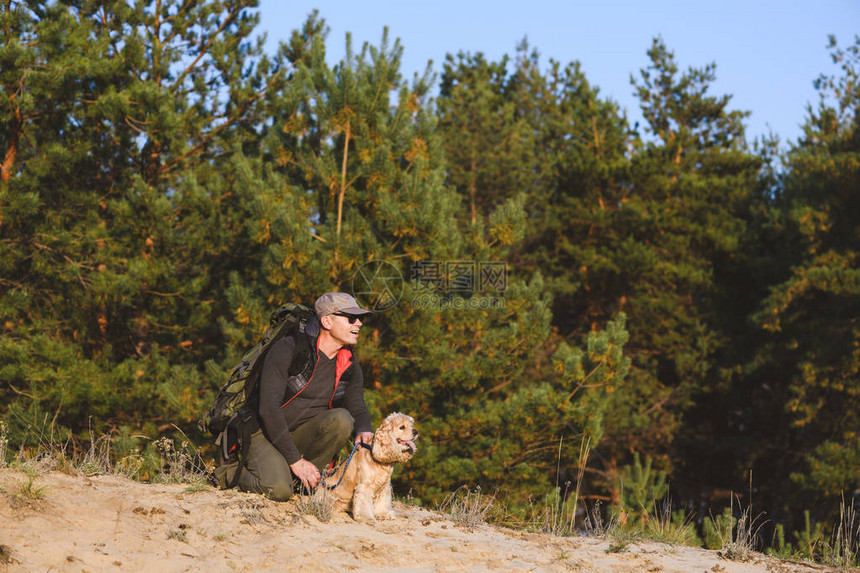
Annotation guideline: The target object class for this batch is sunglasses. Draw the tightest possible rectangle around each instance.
[333,313,361,324]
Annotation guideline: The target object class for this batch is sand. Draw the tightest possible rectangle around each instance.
[0,469,846,572]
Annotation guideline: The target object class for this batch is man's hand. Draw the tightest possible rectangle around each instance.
[289,458,320,491]
[355,431,373,446]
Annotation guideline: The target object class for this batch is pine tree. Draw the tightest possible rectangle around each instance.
[436,44,548,226]
[543,38,761,501]
[739,36,860,525]
[0,0,276,442]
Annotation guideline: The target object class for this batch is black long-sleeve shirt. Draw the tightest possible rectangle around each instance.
[257,335,372,465]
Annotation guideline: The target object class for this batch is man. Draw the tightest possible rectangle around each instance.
[216,292,374,500]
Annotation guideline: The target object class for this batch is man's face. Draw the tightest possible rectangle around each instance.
[324,313,364,346]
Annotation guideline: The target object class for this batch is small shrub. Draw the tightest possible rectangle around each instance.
[7,474,48,510]
[793,510,826,562]
[526,484,579,536]
[704,506,736,550]
[237,499,269,525]
[620,452,669,524]
[716,497,765,562]
[297,490,333,522]
[767,499,859,568]
[581,500,640,553]
[606,523,642,554]
[439,486,495,529]
[643,502,700,547]
[151,432,210,486]
[19,475,47,501]
[583,500,613,536]
[396,488,422,507]
[77,431,114,476]
[115,447,145,480]
[767,523,795,560]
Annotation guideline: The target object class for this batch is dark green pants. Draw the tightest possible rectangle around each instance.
[215,408,354,501]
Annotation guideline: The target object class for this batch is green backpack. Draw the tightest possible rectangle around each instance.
[198,302,315,487]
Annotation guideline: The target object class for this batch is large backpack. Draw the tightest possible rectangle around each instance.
[199,302,316,488]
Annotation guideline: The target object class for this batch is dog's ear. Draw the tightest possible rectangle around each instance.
[373,416,396,452]
[372,415,397,456]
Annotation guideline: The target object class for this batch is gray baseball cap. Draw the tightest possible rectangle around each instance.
[314,292,373,317]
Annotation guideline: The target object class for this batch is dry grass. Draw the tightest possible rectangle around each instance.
[710,496,765,562]
[167,527,189,543]
[1,417,211,491]
[527,485,578,536]
[824,495,860,568]
[0,421,8,469]
[582,494,701,553]
[439,486,496,529]
[78,430,116,476]
[297,488,334,522]
[530,436,591,536]
[643,500,700,547]
[150,433,210,489]
[236,499,273,526]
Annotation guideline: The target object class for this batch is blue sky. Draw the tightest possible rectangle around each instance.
[258,1,858,145]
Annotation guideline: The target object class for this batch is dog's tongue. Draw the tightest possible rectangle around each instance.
[403,439,417,452]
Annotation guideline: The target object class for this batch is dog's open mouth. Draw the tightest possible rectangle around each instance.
[397,438,417,453]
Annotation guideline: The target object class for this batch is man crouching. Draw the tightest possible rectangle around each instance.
[215,292,374,500]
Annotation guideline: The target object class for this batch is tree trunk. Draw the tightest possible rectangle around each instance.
[2,85,22,183]
[337,119,351,237]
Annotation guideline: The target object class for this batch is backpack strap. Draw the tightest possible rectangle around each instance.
[223,403,259,489]
[281,319,320,404]
[288,324,314,376]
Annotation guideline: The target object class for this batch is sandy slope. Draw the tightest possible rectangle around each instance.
[0,469,845,573]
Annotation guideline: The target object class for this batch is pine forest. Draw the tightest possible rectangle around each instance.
[1,1,858,561]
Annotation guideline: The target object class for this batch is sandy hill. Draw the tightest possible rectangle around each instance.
[0,469,846,572]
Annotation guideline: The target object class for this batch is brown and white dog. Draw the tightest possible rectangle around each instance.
[325,412,418,521]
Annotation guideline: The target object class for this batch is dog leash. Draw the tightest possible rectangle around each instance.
[320,441,372,490]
